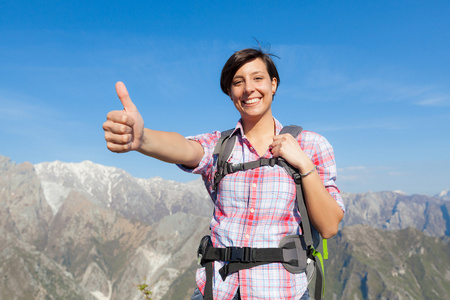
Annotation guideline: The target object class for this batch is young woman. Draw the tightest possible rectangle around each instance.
[103,48,345,300]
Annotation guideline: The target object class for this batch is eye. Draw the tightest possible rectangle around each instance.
[233,80,243,86]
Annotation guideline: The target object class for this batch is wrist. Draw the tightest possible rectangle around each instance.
[300,164,316,177]
[136,128,150,153]
[295,155,315,174]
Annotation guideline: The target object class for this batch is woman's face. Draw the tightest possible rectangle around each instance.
[229,58,277,123]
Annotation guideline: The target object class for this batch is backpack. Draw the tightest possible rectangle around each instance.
[197,125,328,300]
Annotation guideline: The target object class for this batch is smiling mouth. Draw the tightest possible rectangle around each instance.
[243,98,261,105]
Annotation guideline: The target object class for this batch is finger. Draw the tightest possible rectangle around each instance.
[106,110,135,127]
[269,137,283,148]
[103,120,133,134]
[104,130,133,145]
[115,81,137,113]
[273,134,290,141]
[269,142,280,154]
[106,141,133,153]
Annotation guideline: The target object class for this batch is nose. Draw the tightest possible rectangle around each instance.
[243,82,255,94]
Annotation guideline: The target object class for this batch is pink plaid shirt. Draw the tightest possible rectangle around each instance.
[179,118,344,299]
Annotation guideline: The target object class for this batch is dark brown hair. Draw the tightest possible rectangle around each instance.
[220,48,280,96]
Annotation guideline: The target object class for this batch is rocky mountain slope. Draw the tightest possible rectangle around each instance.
[1,156,212,299]
[325,225,450,299]
[341,191,450,237]
[1,155,449,299]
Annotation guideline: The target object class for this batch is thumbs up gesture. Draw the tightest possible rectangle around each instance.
[103,82,144,153]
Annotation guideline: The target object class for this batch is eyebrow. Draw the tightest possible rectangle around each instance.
[233,71,266,79]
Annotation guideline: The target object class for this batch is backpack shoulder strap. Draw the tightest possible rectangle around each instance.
[279,125,327,299]
[275,125,321,249]
[279,124,303,138]
[213,128,235,157]
[213,129,237,190]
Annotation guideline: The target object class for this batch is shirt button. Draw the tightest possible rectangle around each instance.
[252,183,257,188]
[250,208,255,213]
[245,234,250,239]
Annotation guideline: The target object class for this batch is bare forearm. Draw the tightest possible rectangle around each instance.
[301,169,343,239]
[138,128,203,168]
[270,134,343,238]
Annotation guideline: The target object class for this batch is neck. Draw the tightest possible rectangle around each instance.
[241,113,275,141]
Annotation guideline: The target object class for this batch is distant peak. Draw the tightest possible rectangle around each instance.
[393,190,407,195]
[436,189,450,200]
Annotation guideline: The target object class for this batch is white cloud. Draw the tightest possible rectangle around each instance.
[275,44,449,108]
[417,95,450,106]
[336,161,449,196]
[339,165,366,171]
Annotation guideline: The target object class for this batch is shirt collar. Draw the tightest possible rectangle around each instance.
[273,117,283,135]
[231,117,284,137]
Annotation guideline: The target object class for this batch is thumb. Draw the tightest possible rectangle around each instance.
[115,81,137,112]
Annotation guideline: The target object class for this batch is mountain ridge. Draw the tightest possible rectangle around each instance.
[1,155,449,299]
[34,159,213,225]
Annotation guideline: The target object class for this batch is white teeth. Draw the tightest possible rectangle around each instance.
[244,98,260,104]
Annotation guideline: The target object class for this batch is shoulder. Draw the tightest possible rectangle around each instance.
[178,130,222,175]
[299,130,335,156]
[299,129,330,145]
[186,130,222,148]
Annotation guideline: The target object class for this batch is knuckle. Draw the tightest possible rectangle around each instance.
[104,132,112,141]
[103,120,113,131]
[106,142,116,151]
[106,111,118,120]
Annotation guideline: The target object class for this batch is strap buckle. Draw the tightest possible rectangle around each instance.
[225,246,253,263]
[226,163,243,173]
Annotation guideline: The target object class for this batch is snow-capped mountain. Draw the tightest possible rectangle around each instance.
[34,160,212,224]
[436,189,450,201]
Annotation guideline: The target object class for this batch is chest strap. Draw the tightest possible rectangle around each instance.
[213,157,278,190]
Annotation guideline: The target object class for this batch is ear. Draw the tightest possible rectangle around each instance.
[272,77,277,95]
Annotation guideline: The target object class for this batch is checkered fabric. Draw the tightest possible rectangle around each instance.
[179,118,344,299]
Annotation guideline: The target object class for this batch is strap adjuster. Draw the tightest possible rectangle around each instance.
[292,172,302,184]
[268,157,278,167]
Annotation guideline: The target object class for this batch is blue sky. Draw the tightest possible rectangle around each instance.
[1,0,449,196]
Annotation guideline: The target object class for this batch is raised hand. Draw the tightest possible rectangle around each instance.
[103,82,144,153]
[270,134,313,172]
